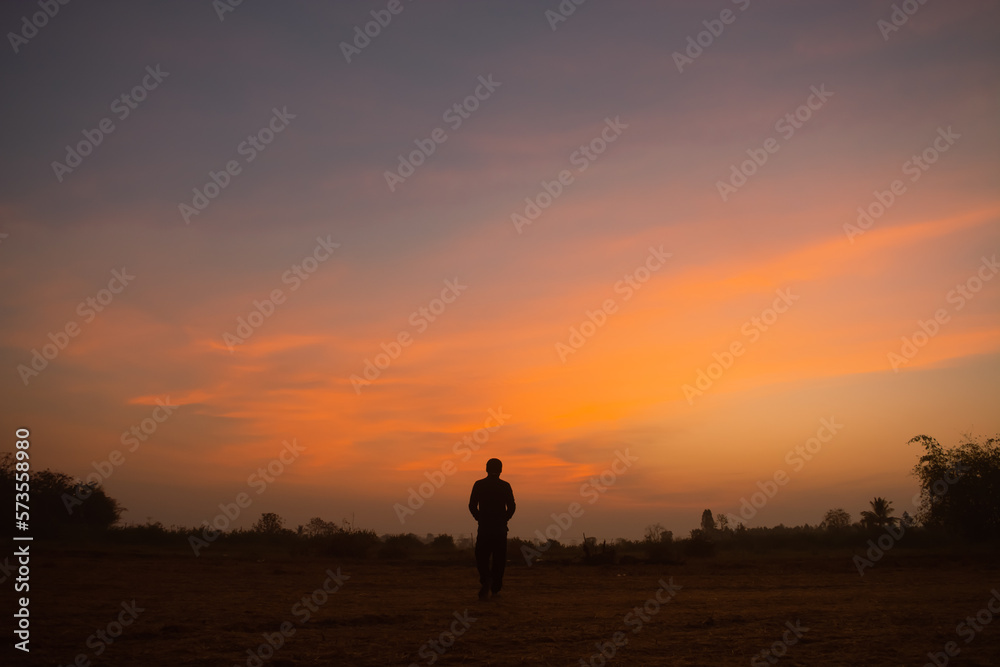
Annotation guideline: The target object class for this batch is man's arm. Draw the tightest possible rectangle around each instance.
[505,483,516,521]
[469,482,480,521]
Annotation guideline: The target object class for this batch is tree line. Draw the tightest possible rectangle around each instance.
[1,434,996,555]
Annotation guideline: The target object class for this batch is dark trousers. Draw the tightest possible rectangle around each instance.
[475,526,507,593]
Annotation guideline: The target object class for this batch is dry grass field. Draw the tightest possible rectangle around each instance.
[10,545,1000,666]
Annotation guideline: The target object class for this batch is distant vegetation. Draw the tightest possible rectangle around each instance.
[909,434,999,540]
[2,434,997,561]
[1,453,122,538]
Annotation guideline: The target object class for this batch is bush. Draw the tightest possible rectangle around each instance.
[683,529,715,557]
[325,529,380,559]
[379,533,424,559]
[645,532,676,563]
[431,534,455,551]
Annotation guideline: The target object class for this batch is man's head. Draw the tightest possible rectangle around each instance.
[486,458,502,475]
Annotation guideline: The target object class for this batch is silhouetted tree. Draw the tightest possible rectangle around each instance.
[252,512,285,534]
[642,526,674,562]
[700,509,716,532]
[715,513,731,533]
[304,517,340,537]
[582,534,597,559]
[821,508,851,530]
[911,434,1000,540]
[326,527,380,558]
[0,454,122,537]
[860,497,897,529]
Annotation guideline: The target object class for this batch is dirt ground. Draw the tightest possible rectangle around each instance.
[7,545,1000,666]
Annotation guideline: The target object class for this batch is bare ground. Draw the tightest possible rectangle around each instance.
[8,545,1000,666]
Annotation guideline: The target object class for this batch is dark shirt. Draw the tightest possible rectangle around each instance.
[469,474,516,527]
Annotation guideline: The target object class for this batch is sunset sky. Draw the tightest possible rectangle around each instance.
[2,0,998,541]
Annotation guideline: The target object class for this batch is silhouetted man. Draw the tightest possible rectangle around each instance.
[468,458,515,601]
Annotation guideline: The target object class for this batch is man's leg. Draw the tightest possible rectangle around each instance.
[474,531,491,599]
[490,533,507,594]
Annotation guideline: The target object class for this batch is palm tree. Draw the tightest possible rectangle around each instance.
[860,497,898,529]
